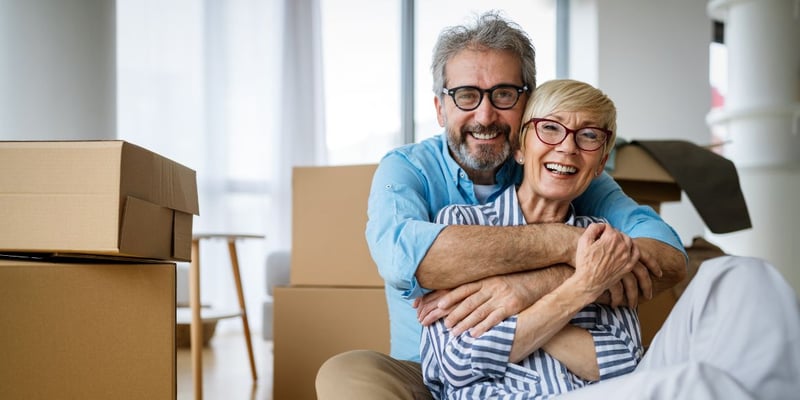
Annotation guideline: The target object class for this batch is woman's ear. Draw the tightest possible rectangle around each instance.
[514,149,525,164]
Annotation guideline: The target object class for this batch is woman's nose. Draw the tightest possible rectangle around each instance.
[555,132,579,153]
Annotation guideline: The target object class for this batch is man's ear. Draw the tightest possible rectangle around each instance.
[434,96,445,127]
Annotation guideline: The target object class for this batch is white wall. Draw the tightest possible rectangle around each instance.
[0,0,115,140]
[571,0,710,246]
[570,0,800,292]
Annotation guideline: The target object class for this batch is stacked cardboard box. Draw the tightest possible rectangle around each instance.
[609,144,682,345]
[0,141,200,400]
[274,164,387,400]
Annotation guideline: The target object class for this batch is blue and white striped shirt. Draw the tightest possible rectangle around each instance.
[421,185,643,400]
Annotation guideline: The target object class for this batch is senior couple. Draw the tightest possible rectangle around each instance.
[317,11,800,400]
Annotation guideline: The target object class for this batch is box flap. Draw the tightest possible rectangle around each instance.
[120,141,200,216]
[609,144,682,204]
[119,196,175,260]
[611,144,675,183]
[172,212,194,261]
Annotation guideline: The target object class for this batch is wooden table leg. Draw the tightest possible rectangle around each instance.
[227,240,258,382]
[189,239,203,400]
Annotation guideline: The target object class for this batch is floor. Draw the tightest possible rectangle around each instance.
[177,331,274,400]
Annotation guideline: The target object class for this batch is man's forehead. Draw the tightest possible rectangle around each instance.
[444,49,523,87]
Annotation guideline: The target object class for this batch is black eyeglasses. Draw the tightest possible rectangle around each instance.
[523,118,610,152]
[442,84,528,111]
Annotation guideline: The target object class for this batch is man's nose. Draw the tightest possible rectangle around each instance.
[473,94,498,125]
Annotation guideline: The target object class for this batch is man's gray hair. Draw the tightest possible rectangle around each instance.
[431,10,537,98]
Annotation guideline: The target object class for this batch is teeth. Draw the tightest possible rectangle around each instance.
[545,163,577,174]
[472,131,498,140]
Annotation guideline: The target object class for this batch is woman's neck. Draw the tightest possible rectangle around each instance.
[516,184,572,224]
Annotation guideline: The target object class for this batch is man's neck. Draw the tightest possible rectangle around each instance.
[463,166,498,185]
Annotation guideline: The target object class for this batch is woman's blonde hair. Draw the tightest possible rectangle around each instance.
[516,79,617,156]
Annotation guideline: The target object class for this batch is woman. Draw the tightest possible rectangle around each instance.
[420,79,642,399]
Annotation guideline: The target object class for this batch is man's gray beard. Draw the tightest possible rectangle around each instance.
[449,137,510,172]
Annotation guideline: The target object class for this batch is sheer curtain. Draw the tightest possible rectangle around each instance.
[117,0,323,333]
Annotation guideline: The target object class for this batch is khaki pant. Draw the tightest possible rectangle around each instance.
[316,349,434,400]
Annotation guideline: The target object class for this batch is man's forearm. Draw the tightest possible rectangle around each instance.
[416,223,581,289]
[636,237,688,296]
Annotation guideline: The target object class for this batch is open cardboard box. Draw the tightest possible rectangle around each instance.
[0,257,176,400]
[0,141,199,261]
[610,143,681,212]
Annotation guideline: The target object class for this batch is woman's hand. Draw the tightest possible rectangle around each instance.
[573,223,639,300]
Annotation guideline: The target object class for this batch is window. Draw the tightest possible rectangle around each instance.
[320,0,558,160]
[320,0,403,165]
[118,0,558,334]
[414,1,557,142]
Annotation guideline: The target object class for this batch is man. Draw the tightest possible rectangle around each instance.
[316,11,686,399]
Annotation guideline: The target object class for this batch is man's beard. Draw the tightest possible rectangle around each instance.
[447,123,511,172]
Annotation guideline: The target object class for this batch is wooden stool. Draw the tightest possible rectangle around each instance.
[189,233,263,400]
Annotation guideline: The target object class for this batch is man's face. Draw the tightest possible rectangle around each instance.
[435,48,527,179]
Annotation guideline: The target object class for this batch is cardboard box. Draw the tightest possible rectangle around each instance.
[610,144,682,212]
[273,286,389,400]
[0,141,199,261]
[609,143,683,345]
[291,164,382,287]
[0,258,176,400]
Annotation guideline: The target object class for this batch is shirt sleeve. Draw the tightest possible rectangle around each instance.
[420,323,446,400]
[571,304,644,380]
[365,153,446,299]
[427,317,517,389]
[574,172,688,260]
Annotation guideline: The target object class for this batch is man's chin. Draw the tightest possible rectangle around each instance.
[461,151,508,172]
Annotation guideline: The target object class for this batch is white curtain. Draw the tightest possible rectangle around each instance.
[117,0,324,334]
[274,0,327,251]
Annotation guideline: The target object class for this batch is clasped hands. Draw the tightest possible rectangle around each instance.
[414,223,662,338]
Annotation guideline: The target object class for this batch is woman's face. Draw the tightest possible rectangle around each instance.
[516,110,609,203]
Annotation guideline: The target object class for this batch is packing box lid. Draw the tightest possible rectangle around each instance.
[610,143,682,204]
[0,140,199,261]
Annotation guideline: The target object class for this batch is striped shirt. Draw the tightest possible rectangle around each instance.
[421,185,643,400]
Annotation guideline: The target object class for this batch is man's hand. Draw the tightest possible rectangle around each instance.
[414,266,571,337]
[619,260,659,308]
[636,237,686,294]
[601,238,684,307]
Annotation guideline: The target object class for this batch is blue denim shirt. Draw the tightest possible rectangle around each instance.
[365,134,685,362]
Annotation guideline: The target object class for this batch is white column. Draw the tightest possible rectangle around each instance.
[706,0,800,291]
[0,0,116,140]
